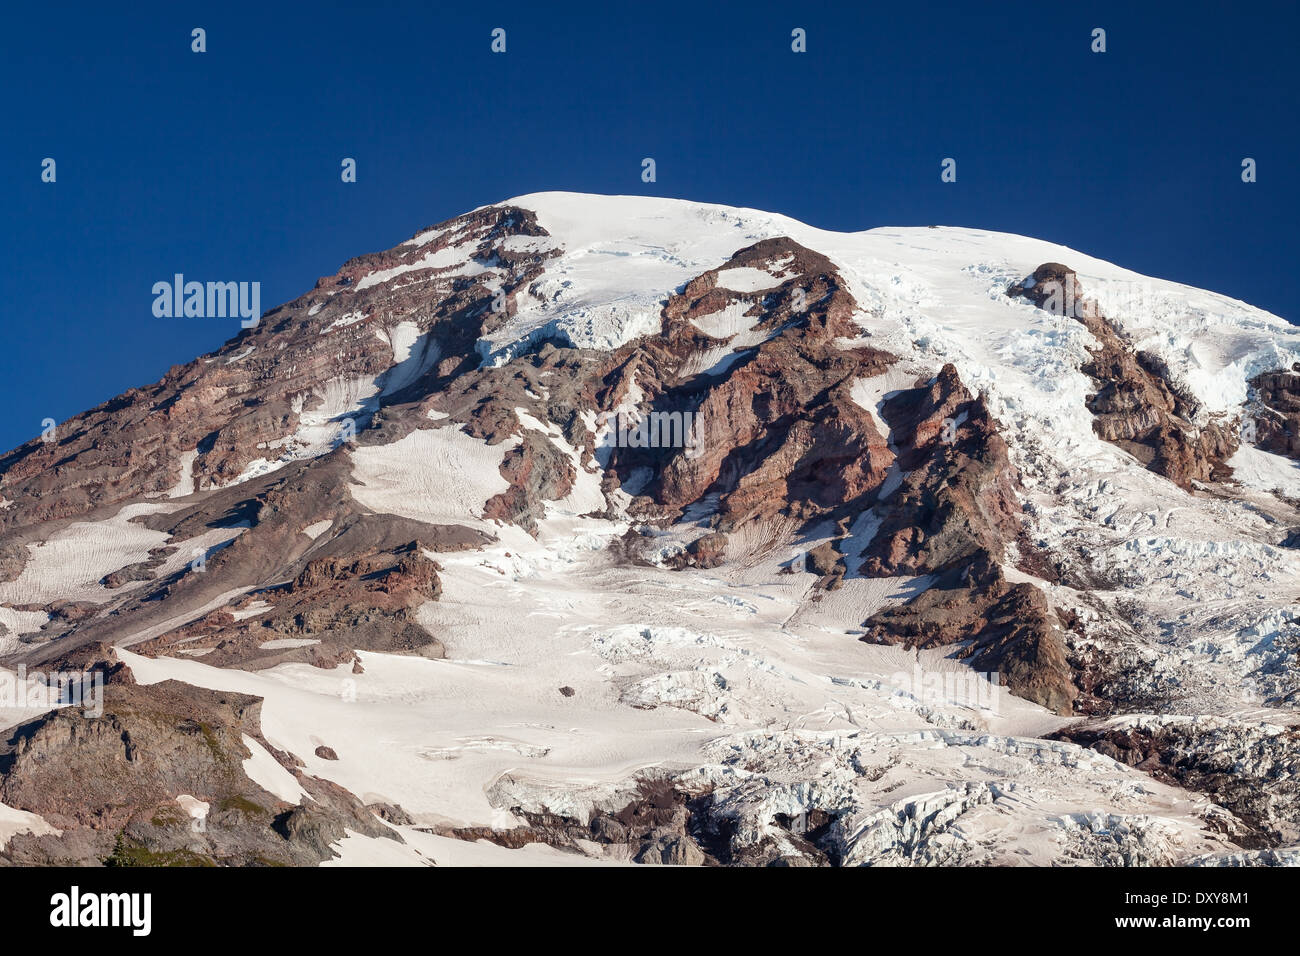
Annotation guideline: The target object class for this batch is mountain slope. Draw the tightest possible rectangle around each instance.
[1,192,1298,865]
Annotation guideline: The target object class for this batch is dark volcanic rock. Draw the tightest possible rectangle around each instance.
[1248,367,1300,461]
[133,537,447,670]
[0,680,398,866]
[1008,263,1236,489]
[861,364,1025,576]
[665,532,730,570]
[863,553,1077,714]
[39,641,137,687]
[600,237,897,533]
[804,540,847,589]
[101,546,176,589]
[1052,718,1300,847]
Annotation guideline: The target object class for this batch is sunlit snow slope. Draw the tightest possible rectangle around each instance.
[2,193,1298,867]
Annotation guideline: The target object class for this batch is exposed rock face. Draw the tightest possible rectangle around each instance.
[101,546,176,589]
[599,238,897,531]
[361,341,608,538]
[133,537,446,670]
[861,365,1025,576]
[0,205,558,536]
[0,681,267,830]
[575,243,1074,716]
[1053,717,1300,847]
[1248,366,1300,461]
[39,642,138,687]
[863,554,1076,714]
[523,780,714,866]
[0,540,26,583]
[3,196,1296,867]
[665,532,730,571]
[9,438,490,665]
[483,431,577,533]
[804,540,846,588]
[0,680,396,865]
[1008,263,1236,488]
[834,363,1077,713]
[0,214,529,858]
[500,245,1076,713]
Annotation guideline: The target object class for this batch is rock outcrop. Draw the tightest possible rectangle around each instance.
[862,554,1076,714]
[0,680,398,865]
[860,365,1025,576]
[1248,365,1300,461]
[1053,717,1300,847]
[0,205,558,536]
[1008,263,1236,488]
[600,238,897,531]
[133,537,446,670]
[2,196,1296,867]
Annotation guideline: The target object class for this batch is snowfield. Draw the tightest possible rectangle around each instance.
[6,192,1299,865]
[116,526,1239,865]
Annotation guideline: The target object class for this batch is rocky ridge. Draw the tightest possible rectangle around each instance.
[0,194,1298,865]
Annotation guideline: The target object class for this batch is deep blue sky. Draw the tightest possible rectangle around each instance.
[2,1,1296,454]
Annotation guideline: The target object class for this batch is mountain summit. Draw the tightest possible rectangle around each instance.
[1,193,1298,866]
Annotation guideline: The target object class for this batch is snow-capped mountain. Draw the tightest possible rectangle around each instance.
[1,192,1298,866]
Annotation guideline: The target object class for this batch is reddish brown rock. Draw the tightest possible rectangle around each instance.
[861,364,1025,576]
[665,532,729,570]
[483,431,578,534]
[804,540,847,589]
[841,362,1077,712]
[599,237,897,532]
[132,537,446,670]
[1248,366,1300,460]
[1008,263,1237,489]
[0,205,559,537]
[863,553,1077,714]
